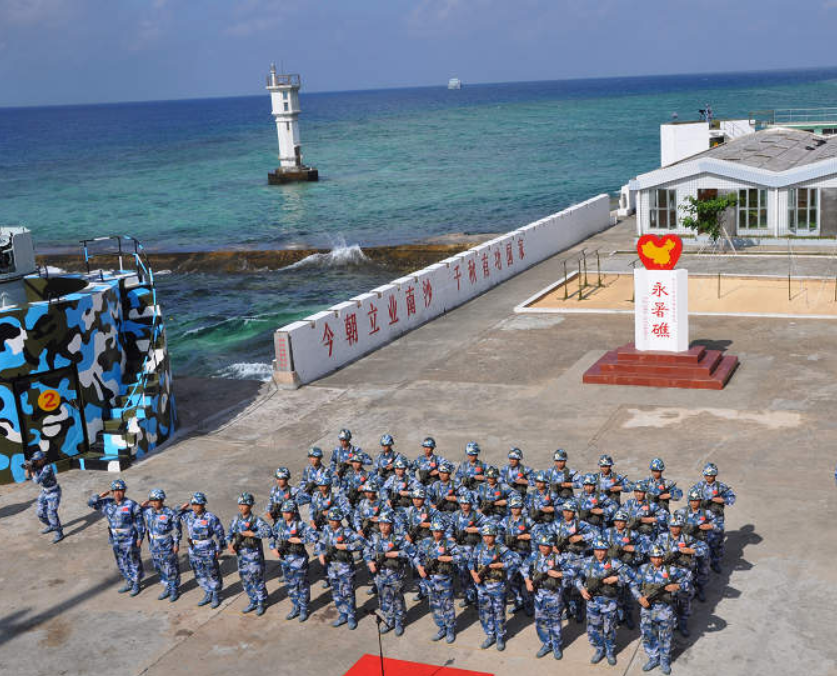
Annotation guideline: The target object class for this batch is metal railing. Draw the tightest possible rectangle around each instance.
[266,73,301,88]
[80,235,163,426]
[750,107,837,128]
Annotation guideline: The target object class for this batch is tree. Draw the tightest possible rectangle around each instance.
[679,193,738,242]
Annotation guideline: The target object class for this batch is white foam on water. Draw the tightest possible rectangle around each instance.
[282,236,368,271]
[216,362,273,382]
[44,266,66,274]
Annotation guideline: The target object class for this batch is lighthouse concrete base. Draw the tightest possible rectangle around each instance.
[268,166,319,185]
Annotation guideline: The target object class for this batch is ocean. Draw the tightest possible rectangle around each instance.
[3,68,837,379]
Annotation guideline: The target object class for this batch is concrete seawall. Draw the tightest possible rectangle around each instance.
[274,195,613,385]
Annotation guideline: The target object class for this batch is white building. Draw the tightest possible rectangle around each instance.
[630,127,837,239]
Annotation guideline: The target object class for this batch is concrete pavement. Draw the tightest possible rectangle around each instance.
[2,218,836,676]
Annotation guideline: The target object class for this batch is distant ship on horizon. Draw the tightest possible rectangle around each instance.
[448,77,462,90]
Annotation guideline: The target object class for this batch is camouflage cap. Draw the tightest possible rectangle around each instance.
[582,473,597,486]
[148,488,166,501]
[237,492,255,506]
[598,454,614,467]
[593,538,609,550]
[536,533,554,547]
[380,433,394,446]
[190,492,208,505]
[688,488,702,501]
[274,467,291,479]
[378,510,395,524]
[338,429,352,441]
[422,437,436,449]
[668,514,686,528]
[553,449,568,461]
[411,487,426,499]
[308,446,324,458]
[507,447,523,460]
[465,442,480,455]
[281,500,296,513]
[393,457,409,470]
[534,470,548,483]
[430,519,446,531]
[480,523,497,536]
[649,457,666,471]
[485,465,499,478]
[648,545,665,558]
[613,509,629,521]
[508,494,524,508]
[703,462,719,476]
[561,500,577,512]
[111,479,127,491]
[327,508,342,522]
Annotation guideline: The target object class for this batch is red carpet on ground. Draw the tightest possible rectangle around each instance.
[343,654,493,676]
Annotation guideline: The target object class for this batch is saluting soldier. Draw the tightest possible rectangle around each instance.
[88,479,145,596]
[179,492,225,608]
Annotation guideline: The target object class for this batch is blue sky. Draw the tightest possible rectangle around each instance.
[2,0,837,107]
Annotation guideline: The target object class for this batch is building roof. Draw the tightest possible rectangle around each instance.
[676,127,837,171]
[630,127,837,192]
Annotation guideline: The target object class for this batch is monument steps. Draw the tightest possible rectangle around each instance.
[583,343,738,390]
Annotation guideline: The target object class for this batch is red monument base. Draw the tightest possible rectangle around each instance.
[583,343,738,390]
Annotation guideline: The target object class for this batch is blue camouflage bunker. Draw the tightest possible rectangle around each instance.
[0,227,176,485]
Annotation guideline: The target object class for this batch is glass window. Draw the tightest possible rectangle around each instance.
[650,189,677,230]
[283,91,289,100]
[737,188,767,230]
[283,102,289,112]
[788,188,818,232]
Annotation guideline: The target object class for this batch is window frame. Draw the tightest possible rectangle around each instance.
[788,187,819,233]
[649,189,678,230]
[737,188,768,231]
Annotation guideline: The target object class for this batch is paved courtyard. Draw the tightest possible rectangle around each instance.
[2,218,836,676]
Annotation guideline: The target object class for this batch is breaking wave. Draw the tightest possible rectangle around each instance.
[215,362,273,382]
[282,238,368,271]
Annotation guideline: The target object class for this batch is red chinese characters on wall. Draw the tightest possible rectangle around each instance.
[406,286,417,317]
[344,313,359,346]
[322,323,335,357]
[422,278,433,307]
[388,295,399,325]
[368,303,380,335]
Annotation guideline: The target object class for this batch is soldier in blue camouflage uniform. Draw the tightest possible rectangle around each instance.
[527,470,559,539]
[578,472,618,535]
[340,453,372,508]
[500,447,533,497]
[24,450,63,543]
[623,480,668,542]
[655,513,709,637]
[382,457,418,515]
[308,471,351,532]
[470,522,521,651]
[265,467,301,522]
[89,479,145,595]
[426,461,460,524]
[595,454,631,505]
[576,538,633,665]
[674,488,718,602]
[140,488,182,602]
[450,490,485,608]
[404,486,442,600]
[227,492,272,615]
[374,433,404,483]
[412,436,447,487]
[602,508,649,629]
[523,532,577,660]
[690,462,735,573]
[476,466,514,523]
[298,447,330,498]
[416,517,460,643]
[455,442,486,492]
[552,500,597,622]
[179,492,225,608]
[630,545,692,675]
[645,458,683,513]
[547,448,580,501]
[330,428,372,480]
[271,499,316,621]
[498,493,534,615]
[316,508,365,629]
[364,509,416,635]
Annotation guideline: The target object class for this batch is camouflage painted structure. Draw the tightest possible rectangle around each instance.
[0,231,176,485]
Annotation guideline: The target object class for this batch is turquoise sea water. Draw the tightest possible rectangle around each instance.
[3,68,837,378]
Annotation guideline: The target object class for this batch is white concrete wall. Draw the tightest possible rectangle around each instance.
[274,194,611,384]
[661,122,709,167]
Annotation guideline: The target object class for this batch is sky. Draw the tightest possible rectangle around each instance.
[2,0,837,107]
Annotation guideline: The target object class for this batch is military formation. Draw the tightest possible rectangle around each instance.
[27,429,737,673]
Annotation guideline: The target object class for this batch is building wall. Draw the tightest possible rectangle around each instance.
[275,195,613,384]
[661,123,710,167]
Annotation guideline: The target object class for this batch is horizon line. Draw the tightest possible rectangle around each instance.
[2,64,837,111]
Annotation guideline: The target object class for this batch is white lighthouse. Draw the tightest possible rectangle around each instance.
[266,64,318,184]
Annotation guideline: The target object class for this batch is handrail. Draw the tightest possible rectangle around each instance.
[79,235,162,432]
